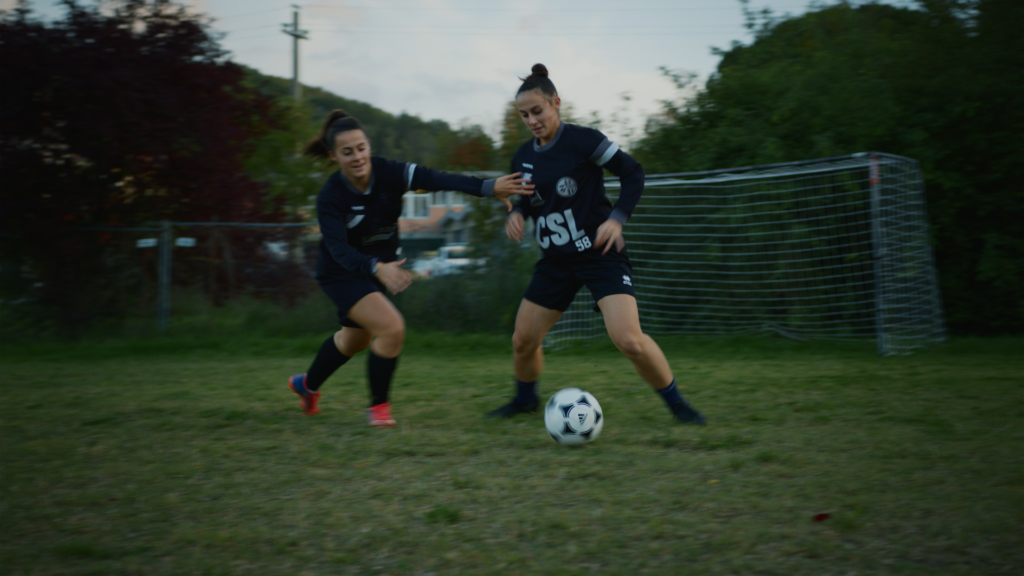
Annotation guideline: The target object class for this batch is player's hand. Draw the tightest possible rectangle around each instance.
[506,210,525,242]
[493,172,535,211]
[594,219,625,255]
[375,259,413,295]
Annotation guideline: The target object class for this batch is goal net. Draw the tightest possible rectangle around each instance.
[543,152,947,355]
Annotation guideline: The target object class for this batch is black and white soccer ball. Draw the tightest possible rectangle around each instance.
[544,388,604,446]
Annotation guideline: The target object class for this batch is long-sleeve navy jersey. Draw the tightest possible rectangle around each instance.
[316,156,497,282]
[510,122,644,256]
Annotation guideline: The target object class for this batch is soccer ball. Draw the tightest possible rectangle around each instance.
[544,388,604,446]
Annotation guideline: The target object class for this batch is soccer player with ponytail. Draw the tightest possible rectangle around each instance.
[488,65,707,425]
[291,110,533,426]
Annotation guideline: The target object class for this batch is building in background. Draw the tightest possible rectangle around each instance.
[399,170,500,257]
[398,190,471,258]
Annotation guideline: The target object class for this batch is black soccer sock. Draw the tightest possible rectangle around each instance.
[305,336,351,391]
[368,351,399,407]
[656,379,683,407]
[514,379,538,404]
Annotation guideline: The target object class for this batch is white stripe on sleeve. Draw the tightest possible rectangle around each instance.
[596,142,620,166]
[405,163,418,191]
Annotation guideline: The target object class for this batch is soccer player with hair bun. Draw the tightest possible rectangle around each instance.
[290,110,534,426]
[488,64,707,425]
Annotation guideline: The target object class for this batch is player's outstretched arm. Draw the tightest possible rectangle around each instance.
[407,165,531,209]
[492,172,535,211]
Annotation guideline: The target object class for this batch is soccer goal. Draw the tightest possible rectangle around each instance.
[544,152,947,355]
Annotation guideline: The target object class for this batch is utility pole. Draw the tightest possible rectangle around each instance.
[282,4,308,101]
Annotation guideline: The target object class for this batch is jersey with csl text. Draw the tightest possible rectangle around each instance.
[511,122,644,257]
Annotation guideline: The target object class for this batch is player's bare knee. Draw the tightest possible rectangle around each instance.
[512,331,541,356]
[373,332,404,358]
[381,321,405,345]
[612,333,645,359]
[336,330,370,355]
[368,316,403,349]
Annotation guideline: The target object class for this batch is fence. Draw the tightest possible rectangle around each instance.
[11,154,946,354]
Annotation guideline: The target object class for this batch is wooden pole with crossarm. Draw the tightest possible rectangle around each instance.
[282,5,308,101]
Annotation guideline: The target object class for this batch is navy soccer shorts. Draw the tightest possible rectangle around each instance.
[318,275,385,329]
[523,249,636,312]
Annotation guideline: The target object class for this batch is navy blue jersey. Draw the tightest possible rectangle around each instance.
[316,156,496,282]
[510,123,644,256]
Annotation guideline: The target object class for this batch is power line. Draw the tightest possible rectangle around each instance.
[303,4,771,11]
[223,30,739,40]
[220,24,279,34]
[212,7,288,20]
[303,24,738,30]
[223,24,736,33]
[223,23,739,34]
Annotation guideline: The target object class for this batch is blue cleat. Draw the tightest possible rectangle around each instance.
[288,373,321,415]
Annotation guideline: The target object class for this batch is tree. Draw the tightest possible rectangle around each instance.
[244,66,464,170]
[0,0,290,331]
[495,101,536,172]
[632,0,1023,335]
[441,125,495,172]
[240,94,325,215]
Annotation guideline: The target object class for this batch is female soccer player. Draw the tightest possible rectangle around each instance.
[290,110,533,426]
[488,64,706,425]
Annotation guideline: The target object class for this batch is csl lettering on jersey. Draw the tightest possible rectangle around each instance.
[536,208,590,251]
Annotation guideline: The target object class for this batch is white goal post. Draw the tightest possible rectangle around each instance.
[543,152,947,355]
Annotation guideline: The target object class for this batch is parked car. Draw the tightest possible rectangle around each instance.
[410,244,483,277]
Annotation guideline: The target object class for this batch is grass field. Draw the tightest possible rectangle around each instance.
[1,334,1022,575]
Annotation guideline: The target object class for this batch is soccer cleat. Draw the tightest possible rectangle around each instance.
[670,398,707,425]
[486,398,539,418]
[367,402,396,428]
[288,373,321,416]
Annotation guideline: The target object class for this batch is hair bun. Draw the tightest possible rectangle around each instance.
[329,109,350,121]
[530,63,548,78]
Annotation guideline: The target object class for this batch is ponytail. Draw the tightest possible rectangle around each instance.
[303,109,366,159]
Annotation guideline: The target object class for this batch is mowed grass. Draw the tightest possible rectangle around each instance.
[1,335,1021,575]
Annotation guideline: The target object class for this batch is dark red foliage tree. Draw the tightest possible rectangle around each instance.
[0,0,290,330]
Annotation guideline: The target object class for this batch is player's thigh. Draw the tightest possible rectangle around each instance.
[335,326,372,355]
[597,293,644,347]
[514,298,564,345]
[346,292,405,338]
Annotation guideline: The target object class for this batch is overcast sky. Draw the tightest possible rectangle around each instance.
[5,0,912,146]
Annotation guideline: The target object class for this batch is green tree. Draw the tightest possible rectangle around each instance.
[633,0,1023,334]
[243,67,460,169]
[241,97,325,215]
[495,101,536,172]
[440,125,496,171]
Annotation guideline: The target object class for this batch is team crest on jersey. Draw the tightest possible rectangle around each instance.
[556,177,578,198]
